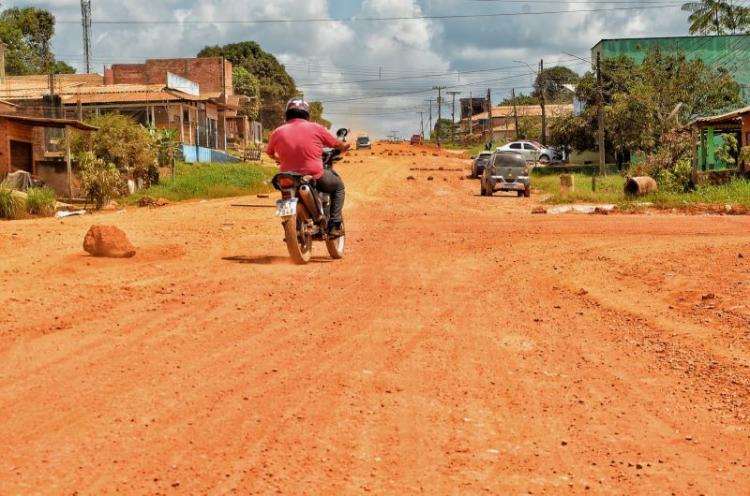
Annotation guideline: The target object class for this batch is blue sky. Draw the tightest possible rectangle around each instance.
[13,0,691,137]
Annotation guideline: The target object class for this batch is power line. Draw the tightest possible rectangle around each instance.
[53,4,685,25]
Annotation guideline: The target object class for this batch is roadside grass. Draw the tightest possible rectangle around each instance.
[0,188,25,219]
[532,172,750,208]
[125,162,277,203]
[25,187,57,217]
[445,143,486,158]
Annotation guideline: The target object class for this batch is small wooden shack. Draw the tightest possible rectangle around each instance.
[0,114,97,198]
[690,105,750,177]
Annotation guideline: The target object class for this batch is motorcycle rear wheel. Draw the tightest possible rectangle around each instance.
[325,231,345,259]
[283,214,312,264]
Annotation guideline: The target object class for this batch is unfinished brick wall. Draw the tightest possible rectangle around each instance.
[110,64,148,85]
[110,57,233,95]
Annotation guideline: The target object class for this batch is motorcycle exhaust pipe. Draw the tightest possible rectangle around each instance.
[298,185,324,222]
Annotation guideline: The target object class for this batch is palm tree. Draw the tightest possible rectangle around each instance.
[682,0,726,35]
[720,2,750,33]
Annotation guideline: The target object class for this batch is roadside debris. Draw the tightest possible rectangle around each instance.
[83,225,136,258]
[137,196,170,208]
[531,206,547,214]
[55,210,87,218]
[546,204,616,215]
[624,176,658,197]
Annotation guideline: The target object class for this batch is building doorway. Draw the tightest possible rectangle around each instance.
[10,140,33,173]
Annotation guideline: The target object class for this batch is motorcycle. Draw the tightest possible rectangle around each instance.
[271,128,349,264]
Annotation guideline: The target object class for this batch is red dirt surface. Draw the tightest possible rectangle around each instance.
[1,142,749,494]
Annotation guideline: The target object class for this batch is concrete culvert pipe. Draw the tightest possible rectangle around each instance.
[624,176,658,197]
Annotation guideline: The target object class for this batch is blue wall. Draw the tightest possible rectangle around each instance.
[181,145,241,164]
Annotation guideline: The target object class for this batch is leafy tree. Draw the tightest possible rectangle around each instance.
[309,101,331,129]
[682,0,750,35]
[72,114,157,182]
[0,7,72,75]
[433,118,454,141]
[516,116,542,141]
[78,152,124,209]
[500,93,539,106]
[53,61,76,74]
[198,41,297,130]
[533,66,580,103]
[232,66,261,121]
[548,50,742,159]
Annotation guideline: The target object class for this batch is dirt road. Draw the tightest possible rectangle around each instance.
[1,143,749,495]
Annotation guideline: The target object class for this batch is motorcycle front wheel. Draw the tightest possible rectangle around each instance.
[283,213,312,264]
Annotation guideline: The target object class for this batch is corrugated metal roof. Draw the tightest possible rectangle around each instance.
[690,105,750,126]
[0,113,97,131]
[0,74,104,99]
[60,85,206,104]
[466,104,573,122]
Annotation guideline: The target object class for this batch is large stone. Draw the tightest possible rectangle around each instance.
[83,225,136,258]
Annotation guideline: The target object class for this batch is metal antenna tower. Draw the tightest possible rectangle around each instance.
[81,0,92,73]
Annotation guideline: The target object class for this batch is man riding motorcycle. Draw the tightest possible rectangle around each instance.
[267,98,350,237]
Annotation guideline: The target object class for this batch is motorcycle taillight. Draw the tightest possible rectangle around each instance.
[278,177,296,188]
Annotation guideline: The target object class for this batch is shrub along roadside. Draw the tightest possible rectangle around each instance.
[25,187,57,217]
[125,162,277,203]
[0,188,24,219]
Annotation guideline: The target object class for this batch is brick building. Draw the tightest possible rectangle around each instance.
[0,57,259,161]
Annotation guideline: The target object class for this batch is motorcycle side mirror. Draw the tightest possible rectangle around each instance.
[336,128,349,140]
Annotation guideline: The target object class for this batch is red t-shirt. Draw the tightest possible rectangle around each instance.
[267,119,338,179]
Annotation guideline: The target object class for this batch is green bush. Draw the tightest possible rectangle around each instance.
[79,152,124,208]
[0,188,25,219]
[25,186,57,216]
[72,113,157,183]
[655,159,693,193]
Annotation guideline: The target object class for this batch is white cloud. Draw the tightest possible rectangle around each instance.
[13,0,690,137]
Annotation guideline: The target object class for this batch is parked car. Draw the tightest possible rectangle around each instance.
[496,140,558,164]
[410,134,423,145]
[356,135,372,150]
[481,151,531,197]
[471,151,493,178]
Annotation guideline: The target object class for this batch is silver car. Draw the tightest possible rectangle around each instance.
[496,141,557,164]
[481,151,531,197]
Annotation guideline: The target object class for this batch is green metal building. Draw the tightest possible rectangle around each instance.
[592,35,750,102]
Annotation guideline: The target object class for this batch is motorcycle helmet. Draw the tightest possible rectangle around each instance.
[286,98,310,121]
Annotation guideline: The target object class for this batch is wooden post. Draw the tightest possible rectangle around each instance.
[64,126,73,199]
[690,127,702,187]
[179,104,185,144]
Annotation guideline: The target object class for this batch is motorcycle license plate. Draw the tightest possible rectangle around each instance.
[275,198,298,217]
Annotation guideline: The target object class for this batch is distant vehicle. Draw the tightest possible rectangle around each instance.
[496,140,559,164]
[471,151,493,178]
[356,135,372,150]
[481,151,531,198]
[410,134,423,145]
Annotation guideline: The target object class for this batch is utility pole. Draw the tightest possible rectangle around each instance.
[417,111,425,139]
[424,98,435,141]
[468,92,474,135]
[447,90,461,145]
[511,88,519,140]
[486,88,493,149]
[539,58,547,146]
[597,52,606,175]
[433,86,446,148]
[80,0,92,74]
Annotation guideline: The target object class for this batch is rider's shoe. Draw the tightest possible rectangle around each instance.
[328,221,344,238]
